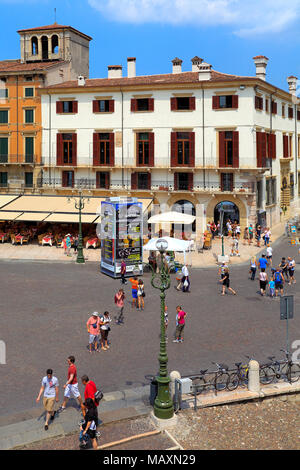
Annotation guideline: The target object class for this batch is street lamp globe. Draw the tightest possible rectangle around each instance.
[155,238,168,252]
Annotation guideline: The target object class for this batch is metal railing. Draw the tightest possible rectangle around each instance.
[0,154,37,164]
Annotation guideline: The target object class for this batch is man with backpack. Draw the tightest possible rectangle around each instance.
[274,268,284,297]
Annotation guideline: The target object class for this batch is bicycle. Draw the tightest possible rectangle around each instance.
[227,361,249,391]
[190,362,230,394]
[242,354,276,385]
[266,349,300,384]
[211,362,230,392]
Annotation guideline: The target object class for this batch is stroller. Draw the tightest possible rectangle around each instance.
[78,419,101,450]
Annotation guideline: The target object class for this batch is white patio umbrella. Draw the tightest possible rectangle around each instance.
[143,236,193,263]
[147,211,195,225]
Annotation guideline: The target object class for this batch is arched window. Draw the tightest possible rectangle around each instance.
[214,201,240,234]
[31,37,38,56]
[41,36,49,60]
[51,35,59,54]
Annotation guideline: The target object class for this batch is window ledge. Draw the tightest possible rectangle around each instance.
[93,112,114,114]
[265,203,276,208]
[171,109,194,112]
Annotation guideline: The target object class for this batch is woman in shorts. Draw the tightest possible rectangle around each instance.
[137,279,145,310]
[259,268,268,296]
[219,268,237,295]
[80,398,99,450]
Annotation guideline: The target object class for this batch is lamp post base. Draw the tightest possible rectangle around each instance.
[153,376,174,420]
[76,249,85,264]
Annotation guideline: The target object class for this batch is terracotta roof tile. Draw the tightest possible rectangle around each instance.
[17,23,92,41]
[0,59,67,73]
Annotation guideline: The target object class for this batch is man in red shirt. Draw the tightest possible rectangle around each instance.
[81,375,99,408]
[58,356,85,414]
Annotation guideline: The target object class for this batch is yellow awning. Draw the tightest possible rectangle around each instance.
[139,198,154,214]
[0,195,20,209]
[0,211,23,221]
[15,212,50,222]
[45,213,98,224]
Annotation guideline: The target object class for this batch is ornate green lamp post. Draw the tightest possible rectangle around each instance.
[68,188,90,264]
[150,238,174,419]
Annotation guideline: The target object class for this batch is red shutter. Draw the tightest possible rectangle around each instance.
[56,133,63,165]
[147,172,151,190]
[255,96,260,110]
[189,97,195,111]
[283,135,289,158]
[232,131,239,168]
[109,133,115,166]
[71,171,74,187]
[270,133,276,159]
[272,101,277,114]
[219,131,226,167]
[72,134,77,166]
[149,132,154,167]
[56,101,63,114]
[96,172,100,188]
[212,96,219,109]
[171,132,177,167]
[62,171,68,187]
[131,172,137,190]
[170,97,177,111]
[232,95,239,109]
[109,100,114,112]
[131,99,137,112]
[297,110,300,121]
[93,134,99,166]
[188,173,193,191]
[72,101,78,114]
[256,132,262,167]
[288,107,293,119]
[189,132,195,167]
[148,98,154,112]
[93,100,99,113]
[174,173,178,191]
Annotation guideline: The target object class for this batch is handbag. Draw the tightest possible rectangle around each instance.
[183,279,189,288]
[94,390,104,403]
[142,292,145,297]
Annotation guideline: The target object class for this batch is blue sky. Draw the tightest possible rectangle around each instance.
[0,0,300,92]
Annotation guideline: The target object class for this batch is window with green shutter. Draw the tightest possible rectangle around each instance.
[25,109,34,123]
[25,137,34,162]
[0,137,8,163]
[0,172,7,187]
[0,110,8,124]
[25,87,34,98]
[25,172,33,187]
[0,89,8,99]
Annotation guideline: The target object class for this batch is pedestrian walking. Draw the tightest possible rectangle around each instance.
[99,311,111,350]
[114,288,125,324]
[279,257,289,282]
[137,279,145,310]
[235,223,241,239]
[120,259,127,284]
[73,235,79,253]
[243,227,249,245]
[86,312,101,353]
[264,228,271,246]
[81,375,98,411]
[219,268,237,295]
[230,236,240,256]
[274,268,285,296]
[258,253,268,271]
[36,369,59,431]
[175,269,183,291]
[173,306,186,343]
[58,356,85,414]
[249,256,257,281]
[288,257,296,284]
[66,234,72,256]
[266,246,273,267]
[218,261,228,280]
[129,276,139,308]
[259,268,268,296]
[79,398,99,450]
[255,225,261,247]
[269,277,275,298]
[181,264,190,292]
[248,224,254,244]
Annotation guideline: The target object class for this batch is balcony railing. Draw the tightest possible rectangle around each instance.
[0,154,37,164]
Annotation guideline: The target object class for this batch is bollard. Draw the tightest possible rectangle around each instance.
[170,370,181,404]
[248,360,260,393]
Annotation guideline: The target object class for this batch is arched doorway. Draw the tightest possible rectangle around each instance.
[214,201,240,235]
[172,199,196,238]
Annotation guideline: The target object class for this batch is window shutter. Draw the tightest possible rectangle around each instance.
[109,133,115,166]
[174,173,178,191]
[272,101,277,114]
[297,110,300,121]
[171,132,177,166]
[105,172,110,189]
[148,98,154,112]
[131,99,137,112]
[109,100,114,113]
[62,171,68,187]
[212,96,219,109]
[283,135,289,158]
[93,100,99,113]
[255,96,260,110]
[189,132,195,167]
[93,134,99,165]
[72,101,78,114]
[96,172,100,188]
[131,172,137,190]
[189,97,196,111]
[232,95,239,109]
[72,134,77,166]
[188,173,193,191]
[56,101,63,114]
[229,173,233,191]
[288,107,293,119]
[270,133,276,159]
[56,133,63,165]
[149,132,154,167]
[232,131,239,168]
[71,171,74,187]
[170,97,177,111]
[147,172,151,190]
[219,131,226,167]
[256,132,266,167]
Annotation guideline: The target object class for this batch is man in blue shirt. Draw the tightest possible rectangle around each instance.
[258,254,268,271]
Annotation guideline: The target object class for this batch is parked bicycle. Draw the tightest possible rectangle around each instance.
[264,349,300,384]
[227,361,249,391]
[191,362,231,394]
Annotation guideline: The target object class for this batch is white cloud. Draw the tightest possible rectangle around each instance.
[88,0,300,36]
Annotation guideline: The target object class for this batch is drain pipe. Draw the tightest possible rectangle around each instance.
[202,87,206,188]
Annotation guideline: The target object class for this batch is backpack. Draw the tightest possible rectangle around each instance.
[94,390,104,404]
[275,272,282,283]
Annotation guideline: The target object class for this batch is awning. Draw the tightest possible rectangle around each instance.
[139,198,154,214]
[0,211,23,221]
[0,195,20,209]
[45,213,99,224]
[15,212,50,222]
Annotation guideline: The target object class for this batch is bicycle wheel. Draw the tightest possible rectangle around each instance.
[215,373,230,392]
[281,363,300,383]
[259,366,275,385]
[227,372,239,391]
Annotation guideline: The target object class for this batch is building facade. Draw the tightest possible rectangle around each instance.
[38,55,300,235]
[0,24,91,193]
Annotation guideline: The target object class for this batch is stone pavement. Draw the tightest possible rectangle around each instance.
[0,220,286,267]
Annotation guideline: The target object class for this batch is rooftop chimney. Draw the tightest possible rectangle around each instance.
[191,56,203,72]
[108,65,122,79]
[172,57,182,74]
[198,61,212,81]
[253,55,269,81]
[77,75,85,86]
[127,57,136,78]
[287,75,298,96]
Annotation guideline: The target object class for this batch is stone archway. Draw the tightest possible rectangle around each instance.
[206,195,247,229]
